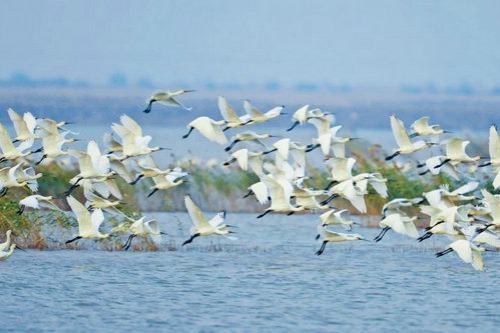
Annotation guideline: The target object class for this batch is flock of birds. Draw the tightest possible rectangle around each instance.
[0,89,499,271]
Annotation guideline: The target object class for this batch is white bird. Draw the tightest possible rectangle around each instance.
[119,216,165,250]
[242,100,285,125]
[36,117,75,137]
[433,137,481,169]
[324,157,357,188]
[417,205,463,242]
[65,195,109,244]
[373,213,419,242]
[243,181,269,205]
[385,115,434,160]
[315,226,367,255]
[423,182,478,210]
[480,189,500,227]
[147,167,187,197]
[103,133,123,154]
[479,125,500,167]
[0,244,17,261]
[182,195,236,246]
[18,195,61,214]
[478,125,500,188]
[319,209,357,230]
[84,191,123,216]
[324,179,367,214]
[381,197,423,218]
[224,131,275,152]
[130,155,172,185]
[292,183,330,211]
[182,116,228,144]
[65,141,116,195]
[0,162,42,196]
[0,122,41,163]
[36,130,78,165]
[417,155,460,181]
[256,175,309,218]
[218,96,251,130]
[222,148,264,175]
[287,105,333,132]
[143,89,195,113]
[7,108,38,145]
[435,239,486,271]
[409,116,449,138]
[0,230,12,252]
[112,115,165,159]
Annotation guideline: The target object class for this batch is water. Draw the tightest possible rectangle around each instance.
[2,213,499,332]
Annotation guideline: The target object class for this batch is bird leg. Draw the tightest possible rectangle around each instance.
[315,241,328,256]
[373,227,390,242]
[65,236,82,244]
[64,177,82,196]
[182,233,200,246]
[433,158,451,168]
[147,188,158,198]
[123,234,136,251]
[36,154,48,166]
[305,144,320,152]
[417,232,433,242]
[130,174,144,185]
[223,157,237,166]
[256,209,271,219]
[143,100,154,113]
[435,248,453,258]
[182,127,194,139]
[224,139,240,152]
[385,151,400,161]
[286,121,300,132]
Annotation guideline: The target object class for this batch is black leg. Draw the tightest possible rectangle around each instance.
[182,127,194,139]
[66,236,82,244]
[385,151,400,161]
[286,121,299,132]
[256,210,271,219]
[182,233,200,246]
[147,188,158,198]
[315,241,328,255]
[143,100,154,113]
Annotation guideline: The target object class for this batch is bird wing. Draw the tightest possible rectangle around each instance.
[489,125,500,161]
[243,100,264,118]
[0,122,17,155]
[208,211,226,228]
[453,181,478,195]
[249,181,269,205]
[218,96,242,123]
[7,108,31,139]
[390,115,412,149]
[410,116,430,133]
[90,208,105,231]
[232,149,249,171]
[184,195,211,229]
[120,114,142,136]
[449,239,473,263]
[190,117,228,145]
[67,195,94,235]
[19,195,40,209]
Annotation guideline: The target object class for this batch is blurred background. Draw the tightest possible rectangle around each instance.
[0,0,499,130]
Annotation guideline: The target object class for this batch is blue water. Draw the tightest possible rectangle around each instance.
[1,213,499,332]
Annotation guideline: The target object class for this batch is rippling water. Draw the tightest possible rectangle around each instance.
[1,213,499,332]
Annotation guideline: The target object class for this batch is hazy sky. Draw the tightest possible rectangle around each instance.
[1,0,500,88]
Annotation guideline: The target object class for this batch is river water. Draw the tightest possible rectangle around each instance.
[1,212,499,332]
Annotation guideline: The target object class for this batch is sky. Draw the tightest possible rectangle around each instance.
[1,0,500,89]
